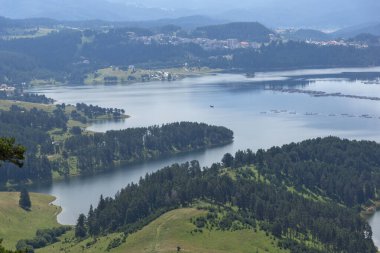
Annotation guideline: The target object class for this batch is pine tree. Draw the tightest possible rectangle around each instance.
[19,188,31,210]
[75,214,87,238]
[221,153,234,167]
[87,205,99,236]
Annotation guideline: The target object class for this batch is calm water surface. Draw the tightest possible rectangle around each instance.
[28,67,380,248]
[368,213,380,248]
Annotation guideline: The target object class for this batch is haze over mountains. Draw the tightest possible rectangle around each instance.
[334,22,380,38]
[1,0,379,28]
[0,0,176,21]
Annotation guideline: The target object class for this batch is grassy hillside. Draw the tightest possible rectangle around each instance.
[37,208,289,253]
[0,99,56,112]
[84,66,216,85]
[0,192,61,250]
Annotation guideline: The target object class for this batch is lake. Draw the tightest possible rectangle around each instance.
[28,67,380,246]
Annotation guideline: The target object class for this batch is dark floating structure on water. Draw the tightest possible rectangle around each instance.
[267,87,380,101]
[260,108,380,121]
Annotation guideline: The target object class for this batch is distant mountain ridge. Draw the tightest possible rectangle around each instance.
[0,0,379,28]
[0,0,181,21]
[144,15,228,30]
[214,0,380,27]
[0,15,227,30]
[333,22,380,38]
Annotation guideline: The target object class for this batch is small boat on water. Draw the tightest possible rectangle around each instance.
[245,73,256,78]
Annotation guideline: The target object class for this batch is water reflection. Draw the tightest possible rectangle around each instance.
[368,213,380,248]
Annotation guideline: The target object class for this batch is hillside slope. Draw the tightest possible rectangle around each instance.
[0,192,61,250]
[37,208,289,253]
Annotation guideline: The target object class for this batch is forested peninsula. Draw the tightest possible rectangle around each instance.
[0,98,233,186]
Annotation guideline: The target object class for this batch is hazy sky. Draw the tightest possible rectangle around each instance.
[109,0,299,11]
[109,0,371,11]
